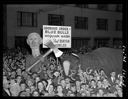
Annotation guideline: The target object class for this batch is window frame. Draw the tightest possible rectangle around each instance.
[116,20,122,31]
[48,14,64,26]
[17,11,37,27]
[75,16,88,30]
[96,18,108,31]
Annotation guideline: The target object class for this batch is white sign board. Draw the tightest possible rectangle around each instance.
[43,25,71,48]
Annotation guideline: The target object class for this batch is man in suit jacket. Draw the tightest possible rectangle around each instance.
[3,79,11,96]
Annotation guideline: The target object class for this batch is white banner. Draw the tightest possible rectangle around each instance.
[43,25,71,48]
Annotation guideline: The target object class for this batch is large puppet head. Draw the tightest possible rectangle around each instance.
[27,32,43,49]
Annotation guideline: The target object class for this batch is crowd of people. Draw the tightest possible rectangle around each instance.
[3,47,124,97]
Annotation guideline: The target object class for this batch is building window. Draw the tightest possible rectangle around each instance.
[116,20,122,31]
[113,38,122,48]
[48,14,64,26]
[75,16,88,29]
[94,38,110,48]
[75,4,88,8]
[72,38,90,49]
[116,4,122,12]
[97,4,108,10]
[17,11,37,27]
[96,18,108,30]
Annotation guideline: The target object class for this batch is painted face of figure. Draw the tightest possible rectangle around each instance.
[27,33,41,49]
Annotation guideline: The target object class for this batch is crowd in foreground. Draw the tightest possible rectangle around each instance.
[3,47,124,97]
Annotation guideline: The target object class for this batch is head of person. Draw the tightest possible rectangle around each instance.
[32,90,39,96]
[25,88,31,94]
[20,82,26,91]
[10,79,16,85]
[21,71,28,79]
[48,84,54,93]
[57,85,63,93]
[32,72,38,79]
[97,80,102,88]
[90,79,96,88]
[37,81,44,91]
[110,72,116,77]
[35,76,40,83]
[11,71,16,78]
[16,68,22,76]
[98,89,104,96]
[60,79,66,88]
[81,92,86,96]
[27,32,43,49]
[80,84,86,90]
[27,79,33,87]
[16,75,22,83]
[65,78,70,84]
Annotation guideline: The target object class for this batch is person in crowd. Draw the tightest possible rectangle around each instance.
[37,81,45,94]
[42,79,48,91]
[10,71,16,79]
[35,76,40,88]
[30,85,36,94]
[20,82,26,92]
[3,46,124,97]
[16,75,22,84]
[56,85,64,96]
[19,91,29,97]
[3,78,11,96]
[70,84,77,96]
[32,90,39,97]
[16,68,22,76]
[25,88,31,96]
[10,79,21,96]
[110,72,116,83]
[47,84,55,96]
[97,89,104,97]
